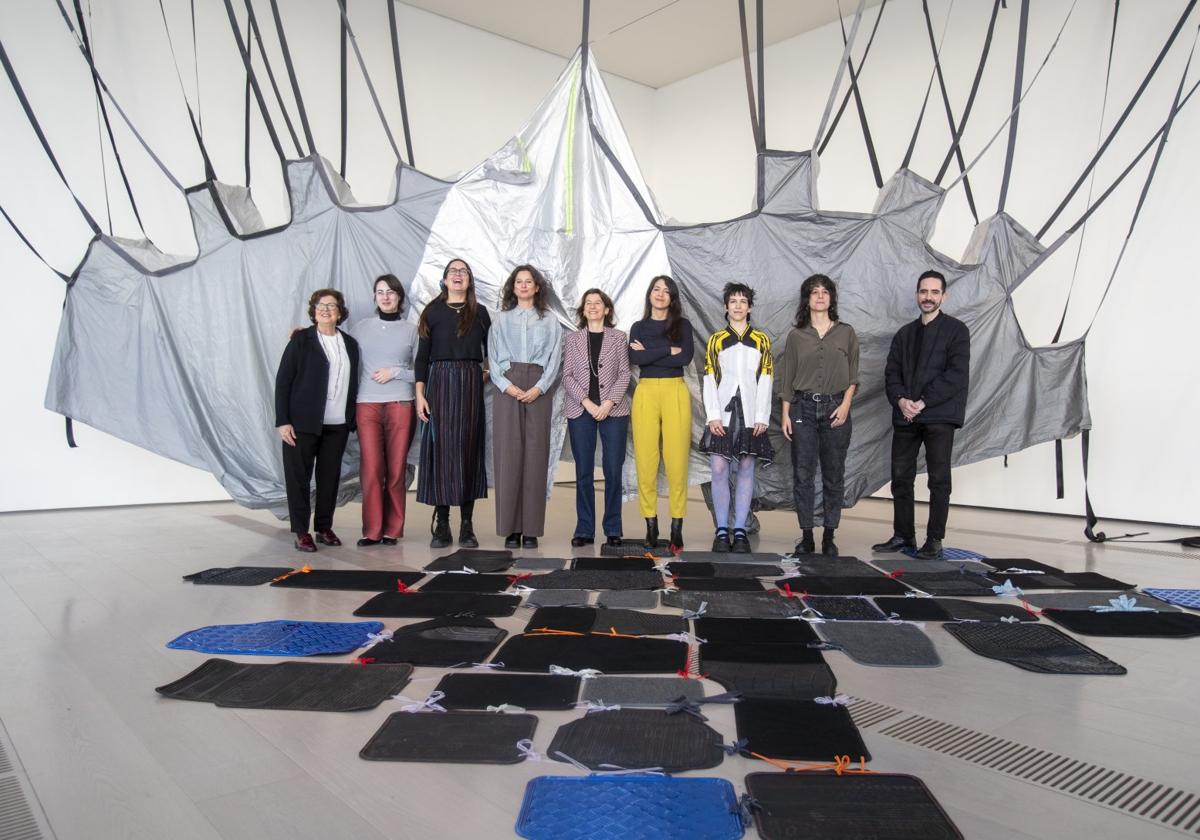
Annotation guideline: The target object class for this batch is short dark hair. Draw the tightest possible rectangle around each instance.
[308,288,348,325]
[373,274,405,316]
[917,269,946,292]
[500,264,550,316]
[722,282,755,307]
[575,288,616,328]
[793,274,838,329]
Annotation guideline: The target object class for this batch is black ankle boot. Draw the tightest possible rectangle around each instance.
[731,528,751,553]
[458,518,479,548]
[712,528,731,553]
[796,528,815,555]
[429,507,451,549]
[644,517,659,548]
[670,518,684,550]
[821,528,838,556]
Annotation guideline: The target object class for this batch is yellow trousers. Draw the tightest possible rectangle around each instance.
[631,376,692,518]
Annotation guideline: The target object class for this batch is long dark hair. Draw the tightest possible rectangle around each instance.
[500,264,549,316]
[794,274,839,329]
[418,257,479,338]
[641,275,683,343]
[575,288,615,329]
[373,274,405,316]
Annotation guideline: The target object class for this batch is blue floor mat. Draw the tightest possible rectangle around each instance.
[166,620,384,656]
[900,546,987,561]
[516,775,743,840]
[1144,588,1200,610]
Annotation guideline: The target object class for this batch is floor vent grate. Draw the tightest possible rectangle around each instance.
[867,707,1200,836]
[0,718,52,840]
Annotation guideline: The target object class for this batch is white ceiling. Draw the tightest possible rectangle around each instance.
[402,0,884,88]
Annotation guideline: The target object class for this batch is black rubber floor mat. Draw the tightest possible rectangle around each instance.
[182,566,293,586]
[662,590,806,618]
[417,573,513,593]
[525,606,688,637]
[512,557,568,571]
[983,558,1063,574]
[943,622,1127,674]
[525,589,590,607]
[785,557,881,577]
[548,709,725,772]
[666,561,782,578]
[1025,591,1171,611]
[895,572,998,596]
[677,550,785,564]
[434,673,581,710]
[744,772,963,840]
[703,661,837,700]
[156,659,413,711]
[424,549,515,573]
[601,541,675,558]
[700,641,826,665]
[360,617,507,666]
[353,592,520,618]
[778,576,910,596]
[874,597,1036,623]
[1043,609,1200,638]
[802,596,887,621]
[989,571,1136,591]
[492,634,688,673]
[271,568,426,591]
[524,569,665,590]
[672,577,765,592]
[871,557,992,576]
[572,557,658,571]
[735,698,870,762]
[524,606,597,634]
[579,676,704,707]
[360,710,537,763]
[817,622,941,667]
[694,617,819,644]
[596,590,658,609]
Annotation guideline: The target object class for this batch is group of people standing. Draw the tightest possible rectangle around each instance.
[274,261,970,560]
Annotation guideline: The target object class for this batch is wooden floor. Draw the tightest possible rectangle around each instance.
[1,491,1198,840]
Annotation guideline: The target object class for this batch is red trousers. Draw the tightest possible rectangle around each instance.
[357,401,416,539]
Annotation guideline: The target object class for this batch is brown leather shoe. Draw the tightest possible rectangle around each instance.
[294,533,317,552]
[315,529,342,547]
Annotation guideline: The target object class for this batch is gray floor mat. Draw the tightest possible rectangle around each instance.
[579,676,705,707]
[662,590,806,618]
[523,569,665,590]
[871,557,993,576]
[511,557,568,571]
[666,561,783,578]
[359,711,537,763]
[818,622,941,667]
[784,557,881,576]
[182,566,293,586]
[601,541,675,558]
[899,572,999,597]
[597,590,659,609]
[702,661,837,700]
[525,589,590,607]
[677,551,788,564]
[548,709,725,772]
[1025,591,1174,611]
[943,623,1127,675]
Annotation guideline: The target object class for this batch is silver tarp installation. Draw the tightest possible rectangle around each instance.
[45,49,1089,517]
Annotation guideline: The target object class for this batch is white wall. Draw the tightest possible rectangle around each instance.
[648,0,1200,526]
[2,0,1196,525]
[0,1,655,511]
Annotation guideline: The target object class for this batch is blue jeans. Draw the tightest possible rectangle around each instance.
[568,413,629,537]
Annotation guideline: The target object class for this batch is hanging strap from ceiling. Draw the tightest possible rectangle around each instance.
[835,0,883,188]
[0,203,71,281]
[339,0,349,177]
[737,0,761,150]
[267,0,316,155]
[1037,0,1197,239]
[934,0,1002,184]
[386,0,416,166]
[336,0,404,164]
[755,0,765,151]
[221,0,286,163]
[812,0,866,152]
[242,0,303,157]
[901,0,954,169]
[152,0,218,181]
[995,0,1030,213]
[920,0,979,223]
[817,0,888,158]
[244,67,252,186]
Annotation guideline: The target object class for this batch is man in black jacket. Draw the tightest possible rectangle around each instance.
[872,270,970,560]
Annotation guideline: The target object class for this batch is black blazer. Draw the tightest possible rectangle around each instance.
[883,313,970,428]
[274,325,361,433]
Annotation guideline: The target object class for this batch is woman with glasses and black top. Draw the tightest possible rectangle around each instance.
[275,289,361,552]
[414,258,491,548]
[778,274,859,557]
[350,274,419,546]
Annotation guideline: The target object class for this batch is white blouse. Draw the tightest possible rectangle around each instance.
[318,331,351,425]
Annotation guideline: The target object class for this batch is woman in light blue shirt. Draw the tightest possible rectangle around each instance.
[488,264,563,548]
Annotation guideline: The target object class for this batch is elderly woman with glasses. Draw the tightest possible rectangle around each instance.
[275,288,361,552]
[349,274,420,546]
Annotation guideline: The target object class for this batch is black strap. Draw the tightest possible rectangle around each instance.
[1055,439,1064,499]
[756,0,765,150]
[154,0,219,181]
[386,0,416,166]
[737,0,761,151]
[995,0,1029,212]
[336,0,404,164]
[812,0,865,151]
[836,4,882,188]
[1038,0,1197,238]
[243,69,252,187]
[1080,430,1147,542]
[0,39,101,234]
[222,0,286,162]
[244,0,304,157]
[339,0,349,177]
[73,0,145,235]
[65,417,78,449]
[818,0,888,158]
[935,0,1002,184]
[268,0,316,155]
[0,203,70,281]
[921,0,978,224]
[190,0,202,134]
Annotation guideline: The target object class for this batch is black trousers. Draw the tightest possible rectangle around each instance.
[282,424,350,534]
[789,393,852,529]
[890,422,955,540]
